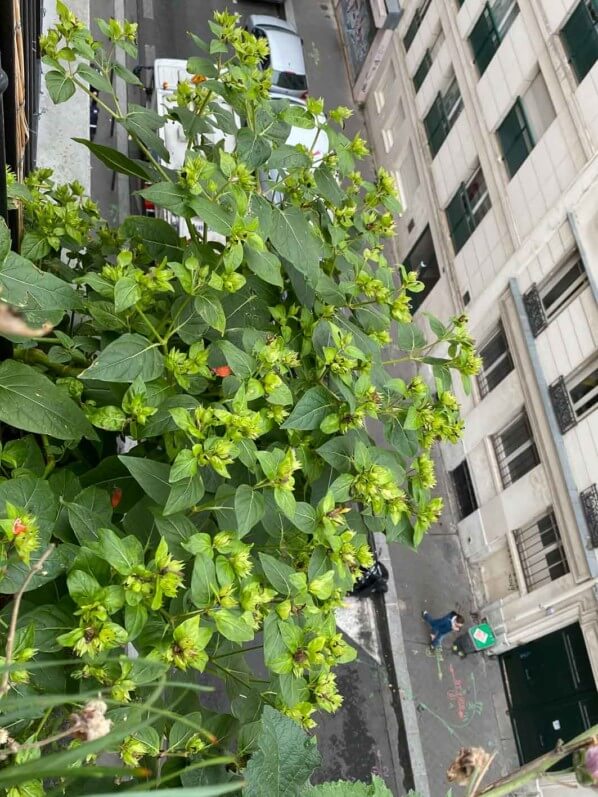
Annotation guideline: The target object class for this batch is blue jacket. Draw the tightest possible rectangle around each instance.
[434,612,458,635]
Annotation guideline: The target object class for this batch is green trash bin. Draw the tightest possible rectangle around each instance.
[452,623,496,657]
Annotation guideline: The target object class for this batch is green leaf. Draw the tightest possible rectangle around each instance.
[89,787,241,797]
[124,105,169,162]
[124,604,148,641]
[95,528,143,575]
[236,127,272,169]
[76,63,113,93]
[80,334,164,383]
[282,386,337,431]
[259,553,295,595]
[195,291,226,334]
[395,322,427,351]
[234,485,265,536]
[301,775,393,796]
[0,544,71,594]
[45,70,75,103]
[292,502,317,534]
[118,456,171,505]
[164,472,205,515]
[0,251,82,322]
[114,275,140,312]
[216,340,255,378]
[121,215,182,261]
[244,246,284,288]
[139,182,190,216]
[243,706,321,797]
[0,477,57,543]
[0,361,94,440]
[20,604,73,653]
[317,433,358,473]
[189,197,234,236]
[112,62,144,86]
[153,511,198,560]
[66,485,113,545]
[274,487,296,519]
[313,165,343,205]
[0,217,10,263]
[214,609,255,643]
[20,232,51,261]
[278,673,309,708]
[269,206,323,286]
[191,553,217,609]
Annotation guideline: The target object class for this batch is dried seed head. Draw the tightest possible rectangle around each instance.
[447,747,492,785]
[70,698,112,741]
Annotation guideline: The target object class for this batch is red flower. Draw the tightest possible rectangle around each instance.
[212,365,232,378]
[12,519,27,536]
[111,487,123,509]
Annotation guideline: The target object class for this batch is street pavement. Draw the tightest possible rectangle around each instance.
[87,1,520,794]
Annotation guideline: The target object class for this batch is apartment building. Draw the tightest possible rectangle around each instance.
[361,0,598,767]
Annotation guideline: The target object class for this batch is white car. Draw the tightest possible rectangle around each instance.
[246,15,308,98]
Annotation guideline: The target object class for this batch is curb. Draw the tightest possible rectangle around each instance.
[375,532,431,797]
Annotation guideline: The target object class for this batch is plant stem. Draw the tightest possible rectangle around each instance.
[13,347,84,376]
[0,545,55,699]
[475,725,598,795]
[41,435,56,478]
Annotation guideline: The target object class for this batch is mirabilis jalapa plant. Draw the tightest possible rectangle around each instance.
[0,3,481,792]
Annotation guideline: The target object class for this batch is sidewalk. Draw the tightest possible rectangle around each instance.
[377,452,520,796]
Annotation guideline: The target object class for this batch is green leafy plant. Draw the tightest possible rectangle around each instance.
[0,3,481,792]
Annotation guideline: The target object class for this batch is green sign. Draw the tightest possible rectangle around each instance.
[468,623,496,651]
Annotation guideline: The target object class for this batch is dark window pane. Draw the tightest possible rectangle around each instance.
[570,366,598,417]
[451,460,478,519]
[508,444,539,482]
[542,258,586,315]
[500,415,530,457]
[479,326,514,395]
[404,12,421,51]
[485,353,514,392]
[470,5,499,75]
[413,51,432,91]
[271,71,308,91]
[424,95,448,156]
[561,1,598,83]
[446,186,470,252]
[498,100,534,177]
[403,225,440,311]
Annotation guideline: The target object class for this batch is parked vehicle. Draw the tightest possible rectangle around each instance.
[245,15,308,98]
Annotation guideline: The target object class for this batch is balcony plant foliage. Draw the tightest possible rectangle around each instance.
[0,3,480,793]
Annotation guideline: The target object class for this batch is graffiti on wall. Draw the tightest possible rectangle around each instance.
[338,0,377,78]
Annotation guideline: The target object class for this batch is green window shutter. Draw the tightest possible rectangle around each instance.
[497,100,534,178]
[446,185,471,253]
[469,5,500,76]
[561,1,598,83]
[424,94,447,157]
[413,51,432,91]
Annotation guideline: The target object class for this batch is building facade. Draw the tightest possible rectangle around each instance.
[361,0,598,764]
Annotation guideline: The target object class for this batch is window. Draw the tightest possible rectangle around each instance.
[497,72,555,178]
[569,358,598,420]
[515,511,569,590]
[403,225,440,312]
[493,413,540,487]
[413,28,444,92]
[524,252,588,336]
[469,0,519,76]
[404,0,432,52]
[497,100,534,178]
[451,460,478,519]
[445,166,491,252]
[478,323,514,396]
[544,252,587,320]
[424,74,463,156]
[561,0,598,84]
[381,128,394,153]
[413,52,433,91]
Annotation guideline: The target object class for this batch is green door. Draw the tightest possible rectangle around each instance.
[500,623,598,765]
